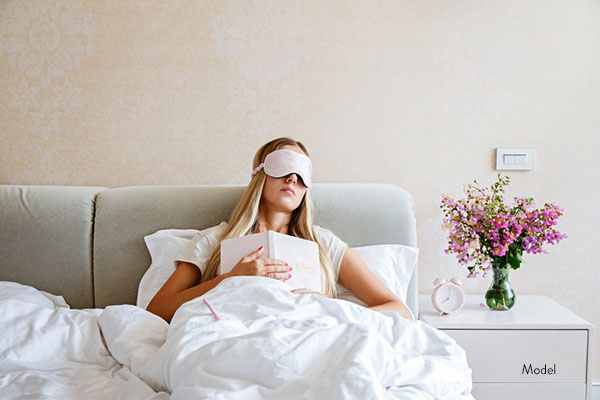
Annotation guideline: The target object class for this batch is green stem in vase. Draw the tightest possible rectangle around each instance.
[485,262,516,310]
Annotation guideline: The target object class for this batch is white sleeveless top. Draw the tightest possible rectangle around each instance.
[174,221,348,281]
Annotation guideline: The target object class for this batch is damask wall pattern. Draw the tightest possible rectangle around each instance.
[2,1,96,138]
[1,0,600,380]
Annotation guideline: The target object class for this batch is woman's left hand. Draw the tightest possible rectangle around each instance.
[290,288,326,297]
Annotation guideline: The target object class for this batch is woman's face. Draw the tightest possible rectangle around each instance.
[261,145,309,213]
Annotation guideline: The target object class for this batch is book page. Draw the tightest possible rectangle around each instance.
[220,231,321,292]
[273,232,321,292]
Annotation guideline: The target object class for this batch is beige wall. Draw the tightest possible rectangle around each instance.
[2,0,599,380]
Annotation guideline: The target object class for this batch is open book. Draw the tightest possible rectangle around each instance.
[220,231,321,292]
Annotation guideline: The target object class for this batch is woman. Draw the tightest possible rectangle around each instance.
[147,137,413,322]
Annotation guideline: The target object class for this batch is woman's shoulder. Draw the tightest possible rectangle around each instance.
[313,225,346,244]
[312,224,329,236]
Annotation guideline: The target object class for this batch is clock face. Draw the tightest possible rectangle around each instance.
[433,283,465,313]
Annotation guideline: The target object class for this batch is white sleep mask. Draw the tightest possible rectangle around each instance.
[251,149,313,187]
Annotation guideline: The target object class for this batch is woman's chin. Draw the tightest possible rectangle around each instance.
[277,200,299,213]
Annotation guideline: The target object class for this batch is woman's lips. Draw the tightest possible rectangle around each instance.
[281,188,295,195]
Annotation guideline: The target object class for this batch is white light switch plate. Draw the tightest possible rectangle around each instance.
[496,148,534,171]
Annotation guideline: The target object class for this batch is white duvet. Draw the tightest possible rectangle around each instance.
[139,277,473,399]
[0,282,168,400]
[0,278,474,399]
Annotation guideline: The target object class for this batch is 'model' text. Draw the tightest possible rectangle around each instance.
[522,364,556,375]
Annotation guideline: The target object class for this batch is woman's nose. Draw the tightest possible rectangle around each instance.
[286,173,298,183]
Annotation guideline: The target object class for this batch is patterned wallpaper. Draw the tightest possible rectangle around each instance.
[1,0,600,380]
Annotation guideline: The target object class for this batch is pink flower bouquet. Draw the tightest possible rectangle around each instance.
[441,174,567,278]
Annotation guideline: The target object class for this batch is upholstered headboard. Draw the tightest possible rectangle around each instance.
[0,183,418,315]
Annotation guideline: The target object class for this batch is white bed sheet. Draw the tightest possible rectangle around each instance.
[135,276,474,399]
[0,365,168,400]
[0,282,168,400]
[1,278,474,399]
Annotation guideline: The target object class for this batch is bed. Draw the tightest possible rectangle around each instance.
[0,183,474,399]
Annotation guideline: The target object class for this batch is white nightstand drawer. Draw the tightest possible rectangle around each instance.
[473,382,586,400]
[445,329,588,383]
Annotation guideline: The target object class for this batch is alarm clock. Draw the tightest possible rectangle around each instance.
[432,277,466,315]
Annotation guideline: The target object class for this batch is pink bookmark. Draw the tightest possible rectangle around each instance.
[203,298,222,321]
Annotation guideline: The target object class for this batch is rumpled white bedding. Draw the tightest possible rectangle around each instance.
[0,278,474,399]
[0,282,168,400]
[139,277,473,399]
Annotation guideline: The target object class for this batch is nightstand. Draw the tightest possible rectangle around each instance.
[419,295,594,400]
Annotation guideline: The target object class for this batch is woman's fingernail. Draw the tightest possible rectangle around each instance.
[259,246,263,250]
[289,267,293,271]
[285,262,289,266]
[291,290,296,293]
[288,274,292,278]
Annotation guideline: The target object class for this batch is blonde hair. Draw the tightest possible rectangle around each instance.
[201,137,338,298]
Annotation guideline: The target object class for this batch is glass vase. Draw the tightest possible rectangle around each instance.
[485,263,516,310]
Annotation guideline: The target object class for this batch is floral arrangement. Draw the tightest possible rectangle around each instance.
[441,174,567,278]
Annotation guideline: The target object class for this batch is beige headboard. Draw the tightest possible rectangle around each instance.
[0,183,418,314]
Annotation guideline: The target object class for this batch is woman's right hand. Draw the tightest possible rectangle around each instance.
[229,246,292,281]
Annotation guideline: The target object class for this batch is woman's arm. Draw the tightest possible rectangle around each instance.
[337,247,414,320]
[146,262,234,323]
[147,246,291,323]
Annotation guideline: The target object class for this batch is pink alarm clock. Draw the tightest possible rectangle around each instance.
[431,277,466,315]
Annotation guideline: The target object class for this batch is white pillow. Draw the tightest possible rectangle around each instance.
[137,229,200,309]
[336,244,418,307]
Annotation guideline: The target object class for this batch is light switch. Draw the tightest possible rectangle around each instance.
[496,148,534,171]
[514,154,527,165]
